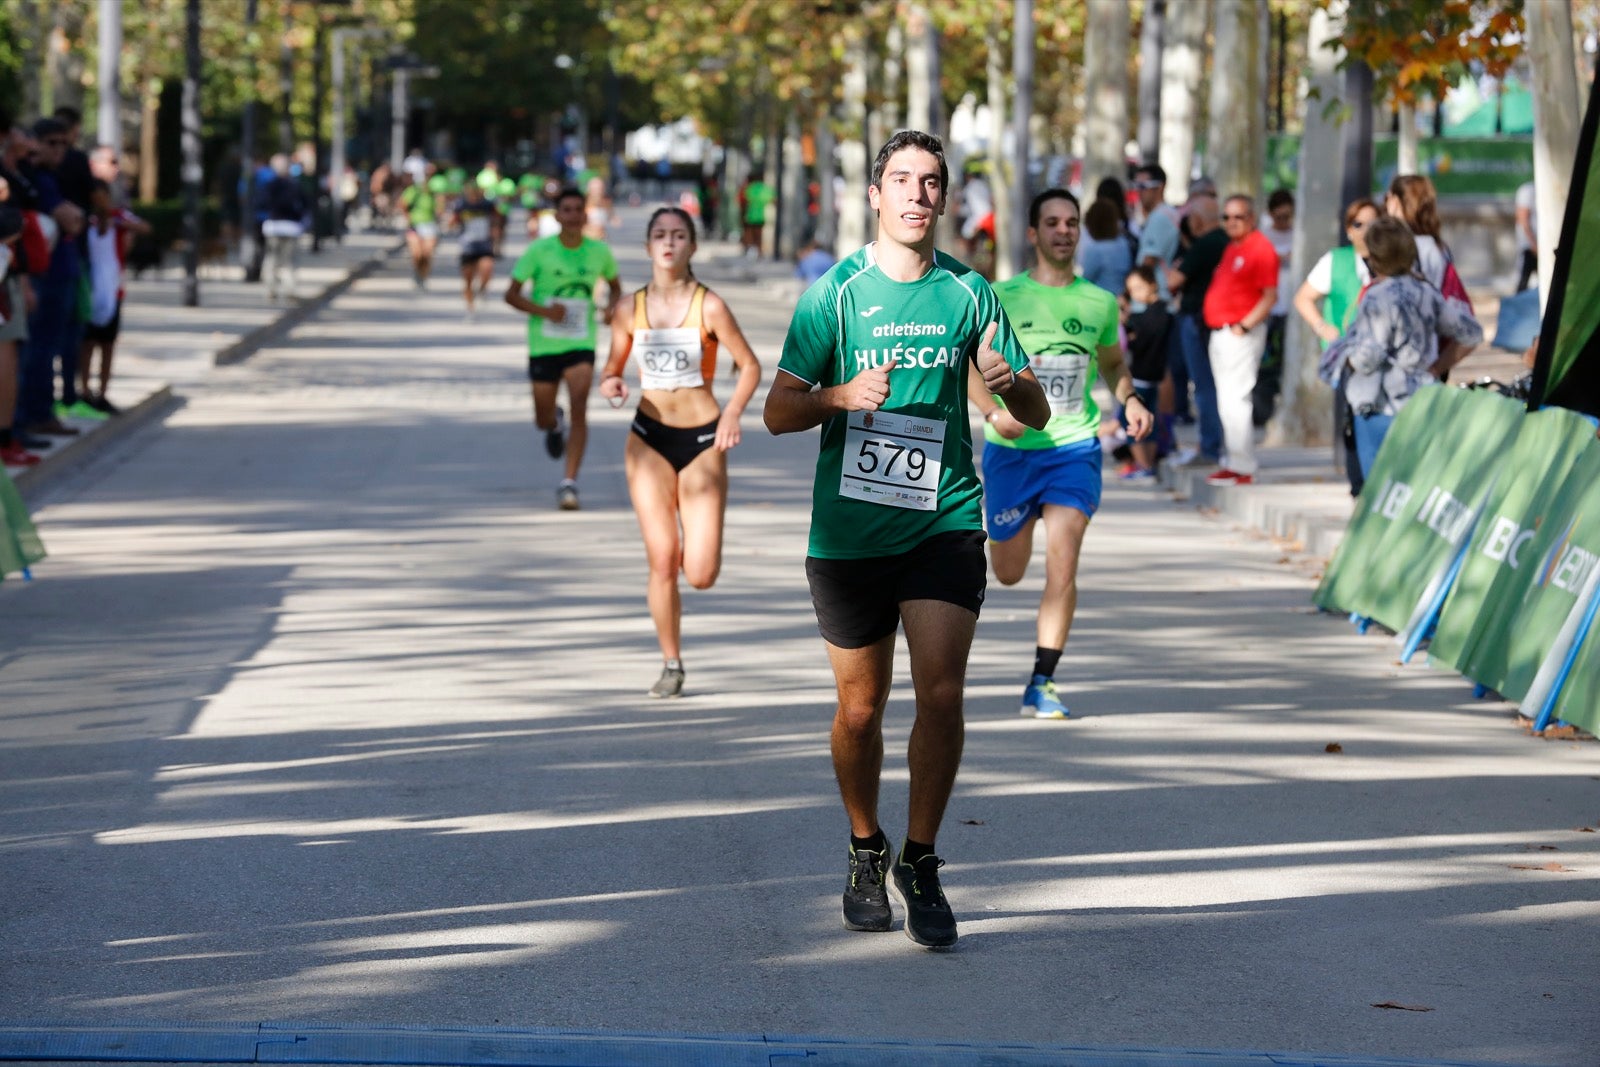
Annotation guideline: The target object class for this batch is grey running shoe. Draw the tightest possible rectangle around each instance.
[842,841,892,932]
[556,481,579,511]
[889,852,958,950]
[648,664,685,698]
[545,406,568,459]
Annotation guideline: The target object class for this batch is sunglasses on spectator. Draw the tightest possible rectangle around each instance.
[1222,213,1249,221]
[1133,179,1162,190]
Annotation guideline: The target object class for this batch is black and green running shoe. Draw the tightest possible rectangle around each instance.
[889,852,957,949]
[842,841,891,932]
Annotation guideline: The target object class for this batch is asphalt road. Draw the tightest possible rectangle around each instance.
[2,216,1597,1066]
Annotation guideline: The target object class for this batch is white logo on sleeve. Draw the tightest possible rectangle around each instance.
[859,305,884,318]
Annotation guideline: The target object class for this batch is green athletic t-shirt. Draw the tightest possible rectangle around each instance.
[986,273,1120,450]
[510,235,619,356]
[744,181,775,226]
[401,185,436,225]
[778,245,1030,559]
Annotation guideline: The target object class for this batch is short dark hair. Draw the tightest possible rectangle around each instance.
[1028,187,1079,230]
[1267,188,1294,213]
[32,117,67,140]
[870,130,948,192]
[53,105,82,128]
[1127,264,1158,290]
[555,186,585,207]
[1134,162,1167,185]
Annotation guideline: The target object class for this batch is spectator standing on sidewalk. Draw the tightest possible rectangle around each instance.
[260,155,307,303]
[1514,180,1537,293]
[1292,197,1378,496]
[1201,195,1278,487]
[1164,196,1226,466]
[1385,175,1447,288]
[17,117,87,440]
[0,206,34,467]
[77,180,149,415]
[1320,217,1481,477]
[1256,189,1295,426]
[1079,198,1133,295]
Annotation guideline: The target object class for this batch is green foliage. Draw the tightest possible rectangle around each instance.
[0,3,23,121]
[1325,0,1524,105]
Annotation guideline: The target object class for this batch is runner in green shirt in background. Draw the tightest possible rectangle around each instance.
[765,130,1048,951]
[968,189,1153,720]
[400,165,442,289]
[504,186,622,511]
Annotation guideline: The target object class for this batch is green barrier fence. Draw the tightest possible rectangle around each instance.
[1313,386,1525,631]
[0,467,45,580]
[1429,410,1600,702]
[1314,387,1600,731]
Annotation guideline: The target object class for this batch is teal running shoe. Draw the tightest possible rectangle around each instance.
[1021,674,1069,719]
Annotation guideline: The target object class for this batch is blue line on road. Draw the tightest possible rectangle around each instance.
[0,1021,1545,1067]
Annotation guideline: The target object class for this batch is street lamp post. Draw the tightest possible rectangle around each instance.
[388,54,440,174]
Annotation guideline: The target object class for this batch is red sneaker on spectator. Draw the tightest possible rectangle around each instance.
[1206,469,1254,486]
[1,443,42,466]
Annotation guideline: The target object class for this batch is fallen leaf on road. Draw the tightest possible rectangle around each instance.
[961,819,986,826]
[1522,845,1560,851]
[1577,827,1597,833]
[1371,1002,1433,1012]
[1325,743,1343,753]
[1508,862,1573,872]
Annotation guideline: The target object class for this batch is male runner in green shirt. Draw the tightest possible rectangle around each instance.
[505,186,622,511]
[968,189,1153,719]
[765,130,1049,950]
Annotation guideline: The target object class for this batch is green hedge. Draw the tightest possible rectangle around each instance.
[129,199,226,254]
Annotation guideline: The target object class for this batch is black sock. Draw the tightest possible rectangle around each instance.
[1033,646,1062,679]
[900,837,936,866]
[850,828,887,853]
[0,429,11,447]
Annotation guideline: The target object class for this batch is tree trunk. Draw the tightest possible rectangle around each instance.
[1008,0,1033,278]
[1396,100,1418,175]
[1158,0,1206,204]
[882,19,903,134]
[1527,0,1581,315]
[17,0,43,120]
[905,4,933,133]
[48,1,88,116]
[1083,0,1130,197]
[986,12,1012,281]
[779,110,805,259]
[279,1,295,155]
[139,85,159,202]
[181,0,202,307]
[837,25,870,257]
[1207,0,1265,203]
[1137,0,1164,164]
[1266,2,1342,449]
[815,106,837,249]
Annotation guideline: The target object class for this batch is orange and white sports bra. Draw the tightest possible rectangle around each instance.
[625,285,719,391]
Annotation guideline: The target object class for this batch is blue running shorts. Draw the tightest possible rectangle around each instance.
[981,437,1103,542]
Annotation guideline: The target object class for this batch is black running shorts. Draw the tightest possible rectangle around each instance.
[527,349,595,383]
[804,529,987,649]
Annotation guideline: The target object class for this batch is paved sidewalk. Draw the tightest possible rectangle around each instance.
[4,232,401,500]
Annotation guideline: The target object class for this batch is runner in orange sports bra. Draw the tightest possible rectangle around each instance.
[600,206,763,698]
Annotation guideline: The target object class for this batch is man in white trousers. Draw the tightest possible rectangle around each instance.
[1200,195,1278,486]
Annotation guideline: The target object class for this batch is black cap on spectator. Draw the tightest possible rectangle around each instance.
[0,206,23,241]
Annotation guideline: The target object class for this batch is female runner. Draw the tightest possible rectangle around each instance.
[599,207,762,698]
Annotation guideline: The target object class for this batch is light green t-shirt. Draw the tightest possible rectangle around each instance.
[778,245,1030,559]
[510,236,619,357]
[401,184,436,226]
[986,273,1121,450]
[744,181,775,225]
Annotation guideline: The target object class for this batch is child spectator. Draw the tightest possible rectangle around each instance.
[78,179,149,415]
[794,238,836,286]
[1120,265,1172,480]
[1320,217,1482,478]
